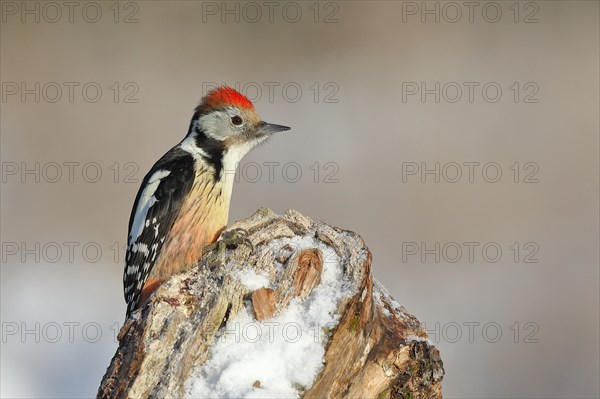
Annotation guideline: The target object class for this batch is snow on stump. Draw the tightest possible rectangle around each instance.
[97,208,444,399]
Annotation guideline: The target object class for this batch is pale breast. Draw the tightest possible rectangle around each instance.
[150,172,229,280]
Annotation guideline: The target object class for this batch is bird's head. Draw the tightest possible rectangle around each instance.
[186,87,290,165]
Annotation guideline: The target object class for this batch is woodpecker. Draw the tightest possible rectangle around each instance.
[123,86,290,317]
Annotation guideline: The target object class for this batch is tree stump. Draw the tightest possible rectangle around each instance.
[97,208,444,398]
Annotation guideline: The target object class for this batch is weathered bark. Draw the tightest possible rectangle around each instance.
[97,208,444,399]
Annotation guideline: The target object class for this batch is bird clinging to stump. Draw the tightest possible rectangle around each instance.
[123,86,290,317]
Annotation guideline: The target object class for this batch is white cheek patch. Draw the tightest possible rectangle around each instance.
[129,170,171,242]
[197,109,237,140]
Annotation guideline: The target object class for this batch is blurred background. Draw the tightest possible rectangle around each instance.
[1,1,598,398]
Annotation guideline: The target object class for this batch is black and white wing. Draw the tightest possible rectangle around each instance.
[123,147,195,317]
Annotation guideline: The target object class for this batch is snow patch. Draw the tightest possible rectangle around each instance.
[236,269,270,291]
[405,335,433,346]
[373,279,406,319]
[185,235,351,398]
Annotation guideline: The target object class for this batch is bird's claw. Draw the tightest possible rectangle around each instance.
[201,228,254,269]
[220,228,254,252]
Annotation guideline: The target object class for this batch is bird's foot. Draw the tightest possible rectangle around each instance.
[220,228,254,252]
[201,228,254,270]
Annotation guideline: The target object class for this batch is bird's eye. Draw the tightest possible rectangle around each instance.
[231,116,243,126]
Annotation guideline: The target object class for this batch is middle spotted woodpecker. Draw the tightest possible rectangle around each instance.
[123,86,290,317]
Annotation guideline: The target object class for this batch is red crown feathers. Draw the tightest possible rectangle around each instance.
[198,86,254,113]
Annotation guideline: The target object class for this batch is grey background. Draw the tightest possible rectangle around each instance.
[1,1,598,398]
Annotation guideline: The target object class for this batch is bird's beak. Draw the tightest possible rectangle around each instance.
[256,121,291,135]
